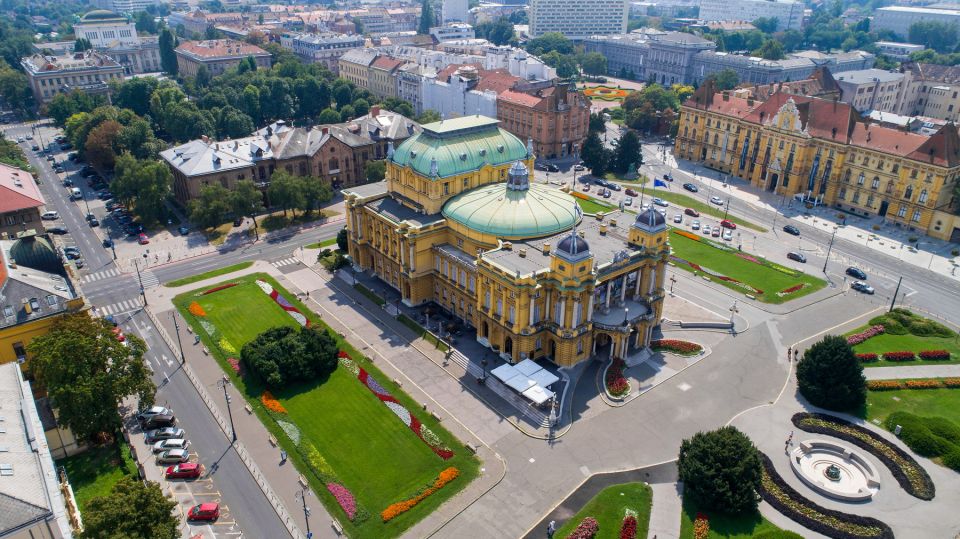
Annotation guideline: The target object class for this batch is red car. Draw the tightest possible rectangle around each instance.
[138,233,149,245]
[684,208,700,217]
[624,188,638,196]
[111,327,125,342]
[187,502,220,522]
[166,462,203,480]
[720,219,737,229]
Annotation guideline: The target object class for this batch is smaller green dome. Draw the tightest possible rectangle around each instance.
[81,10,124,22]
[10,235,61,274]
[442,182,580,239]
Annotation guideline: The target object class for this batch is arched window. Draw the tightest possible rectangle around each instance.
[329,157,339,171]
[843,169,852,183]
[885,180,893,194]
[857,172,865,185]
[904,185,913,200]
[871,176,880,189]
[919,189,928,203]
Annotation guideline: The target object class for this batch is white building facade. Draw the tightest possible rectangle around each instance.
[443,0,470,23]
[698,0,804,31]
[872,6,960,38]
[529,0,628,39]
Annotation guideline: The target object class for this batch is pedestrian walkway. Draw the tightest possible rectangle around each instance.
[97,298,143,316]
[271,256,301,269]
[139,270,159,288]
[864,364,960,380]
[81,266,123,283]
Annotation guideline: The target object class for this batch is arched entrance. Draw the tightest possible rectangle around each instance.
[594,333,613,358]
[480,321,488,339]
[768,173,779,192]
[503,336,513,356]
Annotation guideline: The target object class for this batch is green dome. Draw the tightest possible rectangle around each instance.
[10,235,61,274]
[391,116,528,179]
[81,10,124,22]
[442,182,580,239]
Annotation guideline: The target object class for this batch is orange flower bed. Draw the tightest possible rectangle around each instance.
[188,301,207,317]
[261,390,287,414]
[674,229,702,242]
[867,380,903,391]
[381,467,459,522]
[582,85,630,101]
[904,379,942,389]
[693,513,710,539]
[943,378,960,388]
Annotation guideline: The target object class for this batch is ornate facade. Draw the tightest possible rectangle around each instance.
[344,116,668,367]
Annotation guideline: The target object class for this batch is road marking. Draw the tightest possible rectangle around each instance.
[81,267,121,283]
[271,257,300,268]
[98,299,141,316]
[162,354,173,367]
[677,382,692,391]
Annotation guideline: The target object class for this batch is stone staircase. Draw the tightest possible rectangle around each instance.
[625,347,652,368]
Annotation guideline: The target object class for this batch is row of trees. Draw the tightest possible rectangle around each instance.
[523,32,608,78]
[580,126,643,178]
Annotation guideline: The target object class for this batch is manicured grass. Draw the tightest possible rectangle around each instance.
[679,497,798,539]
[605,171,649,184]
[554,482,652,539]
[57,441,138,514]
[204,222,234,246]
[577,197,615,214]
[304,237,338,249]
[354,283,386,306]
[848,327,960,367]
[258,209,338,232]
[864,387,960,425]
[652,190,767,232]
[398,314,449,352]
[164,261,254,287]
[668,230,825,304]
[174,274,477,538]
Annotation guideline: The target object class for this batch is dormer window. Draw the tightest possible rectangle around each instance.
[29,299,40,311]
[497,145,504,153]
[460,153,467,160]
[2,306,12,317]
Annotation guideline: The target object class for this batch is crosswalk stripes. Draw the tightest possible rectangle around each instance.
[139,270,160,289]
[81,267,122,283]
[271,257,300,268]
[96,299,142,316]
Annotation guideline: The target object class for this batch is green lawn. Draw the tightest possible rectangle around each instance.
[354,283,386,306]
[652,190,767,232]
[164,261,254,287]
[57,441,138,514]
[669,230,825,304]
[554,483,652,539]
[174,274,477,538]
[864,387,960,425]
[577,197,615,214]
[304,237,338,249]
[605,171,649,184]
[679,497,800,539]
[849,330,960,367]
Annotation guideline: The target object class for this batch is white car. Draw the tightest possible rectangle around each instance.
[137,406,172,422]
[145,427,185,443]
[41,211,59,220]
[152,438,189,453]
[673,214,682,224]
[722,230,733,241]
[691,220,700,230]
[623,197,633,206]
[702,225,712,235]
[156,448,190,465]
[653,198,669,207]
[710,196,724,205]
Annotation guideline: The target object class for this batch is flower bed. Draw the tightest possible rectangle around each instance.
[758,453,894,539]
[255,279,310,327]
[792,413,935,500]
[881,351,915,362]
[227,357,243,376]
[327,483,358,521]
[339,352,454,459]
[944,378,960,388]
[566,516,599,539]
[261,390,287,414]
[605,358,630,398]
[381,467,459,522]
[919,350,951,360]
[867,380,903,391]
[776,283,808,297]
[670,255,764,295]
[869,377,960,390]
[650,339,702,356]
[856,353,879,362]
[582,85,630,101]
[199,282,238,295]
[693,513,709,539]
[904,379,942,389]
[619,514,637,539]
[218,337,237,355]
[847,325,884,346]
[188,301,207,317]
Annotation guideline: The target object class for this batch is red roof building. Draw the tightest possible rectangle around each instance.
[0,163,45,239]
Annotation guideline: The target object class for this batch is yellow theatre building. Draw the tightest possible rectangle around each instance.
[675,84,960,242]
[342,116,669,367]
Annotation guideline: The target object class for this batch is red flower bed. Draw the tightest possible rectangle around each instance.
[856,353,878,362]
[882,351,916,362]
[943,378,960,388]
[567,517,599,539]
[619,515,638,539]
[867,380,903,391]
[650,339,702,355]
[847,325,884,346]
[200,282,238,295]
[919,350,951,360]
[227,357,244,376]
[905,379,942,389]
[605,358,629,397]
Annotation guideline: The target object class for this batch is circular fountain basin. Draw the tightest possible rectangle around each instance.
[790,439,880,501]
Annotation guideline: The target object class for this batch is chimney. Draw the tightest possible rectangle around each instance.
[322,127,329,135]
[502,241,513,251]
[867,131,872,142]
[722,91,730,101]
[201,135,210,144]
[599,224,608,235]
[519,248,527,258]
[371,105,380,117]
[542,242,551,255]
[747,97,754,107]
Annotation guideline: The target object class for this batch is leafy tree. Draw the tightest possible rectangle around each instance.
[46,90,106,127]
[612,130,642,174]
[112,153,172,226]
[299,177,332,215]
[352,97,370,117]
[753,39,785,60]
[159,27,178,76]
[0,64,33,113]
[781,29,804,52]
[189,184,232,229]
[74,37,93,52]
[580,52,608,76]
[117,118,162,160]
[241,325,339,387]
[475,17,515,45]
[339,104,356,121]
[588,112,606,133]
[678,426,762,514]
[333,82,353,108]
[365,160,386,182]
[229,179,265,218]
[526,32,574,55]
[797,335,866,412]
[81,478,177,539]
[909,20,959,53]
[110,77,159,117]
[216,106,255,139]
[195,64,211,88]
[418,0,434,35]
[417,109,441,124]
[318,108,341,124]
[580,131,609,176]
[268,170,306,217]
[136,11,158,34]
[752,17,779,34]
[28,314,155,441]
[379,96,415,118]
[84,120,123,170]
[336,227,349,251]
[541,51,578,78]
[704,68,739,91]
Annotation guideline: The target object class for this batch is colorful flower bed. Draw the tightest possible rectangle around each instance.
[847,325,885,346]
[651,339,702,356]
[776,283,808,297]
[619,514,637,539]
[261,390,287,414]
[792,412,935,500]
[670,255,764,295]
[327,482,358,521]
[227,357,243,376]
[380,467,460,522]
[582,85,630,101]
[277,419,301,446]
[692,513,709,539]
[255,279,310,327]
[856,353,879,362]
[919,349,951,360]
[867,380,904,391]
[605,358,630,397]
[945,378,960,388]
[188,301,207,317]
[869,377,960,390]
[904,379,942,389]
[338,352,454,459]
[218,338,237,355]
[199,282,238,296]
[882,351,916,362]
[566,516,600,539]
[757,453,894,538]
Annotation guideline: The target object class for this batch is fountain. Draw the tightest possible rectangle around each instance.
[790,439,881,501]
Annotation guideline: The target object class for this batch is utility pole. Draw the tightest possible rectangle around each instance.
[889,276,902,313]
[295,487,312,538]
[133,256,147,306]
[217,376,237,443]
[172,312,186,365]
[823,227,837,273]
[723,198,730,221]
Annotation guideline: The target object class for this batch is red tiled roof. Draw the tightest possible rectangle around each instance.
[474,69,521,94]
[498,89,542,107]
[0,163,44,214]
[176,39,270,59]
[371,56,404,71]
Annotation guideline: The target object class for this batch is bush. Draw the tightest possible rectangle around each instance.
[797,335,866,412]
[868,310,955,338]
[919,350,951,360]
[678,426,761,514]
[942,448,960,472]
[886,412,953,458]
[318,250,348,271]
[241,326,339,387]
[924,416,960,444]
[881,351,915,362]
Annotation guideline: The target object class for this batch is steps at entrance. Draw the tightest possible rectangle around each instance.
[625,347,652,368]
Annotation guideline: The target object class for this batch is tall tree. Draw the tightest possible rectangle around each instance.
[580,52,608,76]
[752,16,779,34]
[189,184,232,229]
[365,160,386,182]
[84,120,123,170]
[112,153,172,226]
[110,77,158,117]
[318,108,341,124]
[612,130,642,174]
[300,177,332,215]
[418,0,434,35]
[135,11,158,34]
[753,39,785,60]
[230,179,265,218]
[678,426,762,514]
[28,314,155,441]
[580,132,609,177]
[525,32,574,55]
[797,335,866,412]
[909,20,959,53]
[81,478,178,539]
[74,37,93,52]
[704,69,739,91]
[159,27,178,76]
[268,170,306,217]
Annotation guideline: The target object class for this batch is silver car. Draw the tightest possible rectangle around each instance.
[145,427,185,443]
[673,214,682,224]
[691,220,700,230]
[152,438,189,454]
[156,448,190,465]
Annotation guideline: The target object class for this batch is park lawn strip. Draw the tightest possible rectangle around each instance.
[679,497,796,539]
[304,237,338,249]
[397,314,450,352]
[577,197,615,215]
[354,283,386,306]
[174,274,478,539]
[651,190,767,232]
[163,261,254,287]
[849,330,960,367]
[57,440,139,514]
[864,387,960,426]
[668,231,825,304]
[553,483,652,539]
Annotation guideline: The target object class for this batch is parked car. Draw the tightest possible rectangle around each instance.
[663,173,673,181]
[88,217,99,227]
[156,448,190,465]
[783,225,800,236]
[602,189,612,198]
[46,226,68,235]
[79,166,94,177]
[720,219,736,229]
[609,183,621,191]
[63,246,81,257]
[102,238,113,248]
[702,225,711,235]
[851,281,875,294]
[582,184,590,192]
[60,143,72,150]
[142,415,176,429]
[178,226,190,235]
[573,164,585,171]
[166,462,203,480]
[722,230,733,241]
[25,135,32,140]
[137,406,173,423]
[62,178,73,186]
[624,188,638,196]
[846,267,867,280]
[152,438,189,454]
[67,152,79,161]
[711,227,721,237]
[691,220,700,230]
[787,251,807,263]
[684,208,700,217]
[187,502,220,522]
[683,183,698,193]
[710,196,724,205]
[97,191,113,201]
[623,197,633,206]
[652,198,668,207]
[146,427,185,443]
[138,233,149,245]
[41,211,59,220]
[31,145,39,151]
[673,214,682,224]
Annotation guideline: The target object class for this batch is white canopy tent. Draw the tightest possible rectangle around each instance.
[488,360,558,404]
[522,385,554,405]
[514,358,542,377]
[491,363,520,383]
[529,369,559,388]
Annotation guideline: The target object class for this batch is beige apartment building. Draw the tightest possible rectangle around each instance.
[21,51,123,105]
[175,39,272,78]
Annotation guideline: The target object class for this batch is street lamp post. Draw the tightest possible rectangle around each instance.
[108,230,117,260]
[133,256,148,306]
[295,487,312,539]
[823,227,837,273]
[216,376,237,443]
[669,275,676,294]
[722,198,730,221]
[172,312,186,365]
[729,301,739,324]
[480,357,488,382]
[250,214,259,241]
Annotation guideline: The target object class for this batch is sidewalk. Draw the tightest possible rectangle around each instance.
[864,364,960,380]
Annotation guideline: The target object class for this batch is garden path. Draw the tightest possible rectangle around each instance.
[864,364,960,380]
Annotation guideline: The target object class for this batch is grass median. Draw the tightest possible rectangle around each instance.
[163,261,253,287]
[652,190,767,232]
[554,482,652,539]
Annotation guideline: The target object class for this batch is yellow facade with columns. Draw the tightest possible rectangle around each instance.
[343,115,669,367]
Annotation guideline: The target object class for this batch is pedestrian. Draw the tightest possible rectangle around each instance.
[788,430,794,445]
[280,450,287,464]
[547,520,556,538]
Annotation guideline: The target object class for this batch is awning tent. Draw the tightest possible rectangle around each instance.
[505,373,537,393]
[522,385,554,405]
[491,363,519,383]
[529,369,559,388]
[489,360,558,404]
[514,358,542,377]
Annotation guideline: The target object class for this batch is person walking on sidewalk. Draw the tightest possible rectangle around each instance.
[547,520,556,538]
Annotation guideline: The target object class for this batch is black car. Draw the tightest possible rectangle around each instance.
[60,143,72,150]
[68,152,79,161]
[233,217,244,226]
[783,225,800,236]
[102,238,114,248]
[62,178,73,186]
[846,267,867,280]
[97,191,113,201]
[88,217,100,227]
[683,183,699,193]
[46,226,68,235]
[787,251,807,263]
[142,414,177,429]
[80,167,95,177]
[545,163,559,172]
[64,250,81,260]
[178,226,190,235]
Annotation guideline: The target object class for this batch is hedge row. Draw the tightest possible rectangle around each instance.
[791,413,935,500]
[868,309,955,338]
[885,412,960,473]
[757,453,894,539]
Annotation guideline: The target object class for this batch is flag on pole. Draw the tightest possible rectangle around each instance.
[654,179,668,188]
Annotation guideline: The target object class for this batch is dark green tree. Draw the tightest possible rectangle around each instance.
[299,177,332,215]
[417,109,441,124]
[752,17,779,34]
[333,82,353,108]
[753,39,785,60]
[580,52,608,76]
[195,64,211,88]
[365,159,386,182]
[112,153,172,226]
[678,426,762,514]
[797,335,867,412]
[230,179,265,218]
[268,170,306,217]
[580,132,610,177]
[241,325,339,387]
[909,21,959,53]
[612,130,642,174]
[588,112,606,133]
[339,104,355,120]
[46,90,106,127]
[318,108,341,124]
[74,37,93,52]
[189,184,232,229]
[419,0,435,34]
[336,227,349,252]
[525,32,574,55]
[81,478,177,539]
[111,77,159,117]
[159,27,178,76]
[541,51,578,78]
[136,11,158,34]
[704,69,739,91]
[28,314,155,441]
[352,97,370,117]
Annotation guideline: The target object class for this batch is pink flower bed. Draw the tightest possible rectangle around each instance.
[670,256,763,295]
[847,325,884,346]
[256,279,310,327]
[199,282,238,295]
[327,482,358,520]
[882,351,916,362]
[776,283,807,297]
[855,353,878,362]
[568,517,600,539]
[919,350,951,360]
[620,515,638,539]
[227,357,244,375]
